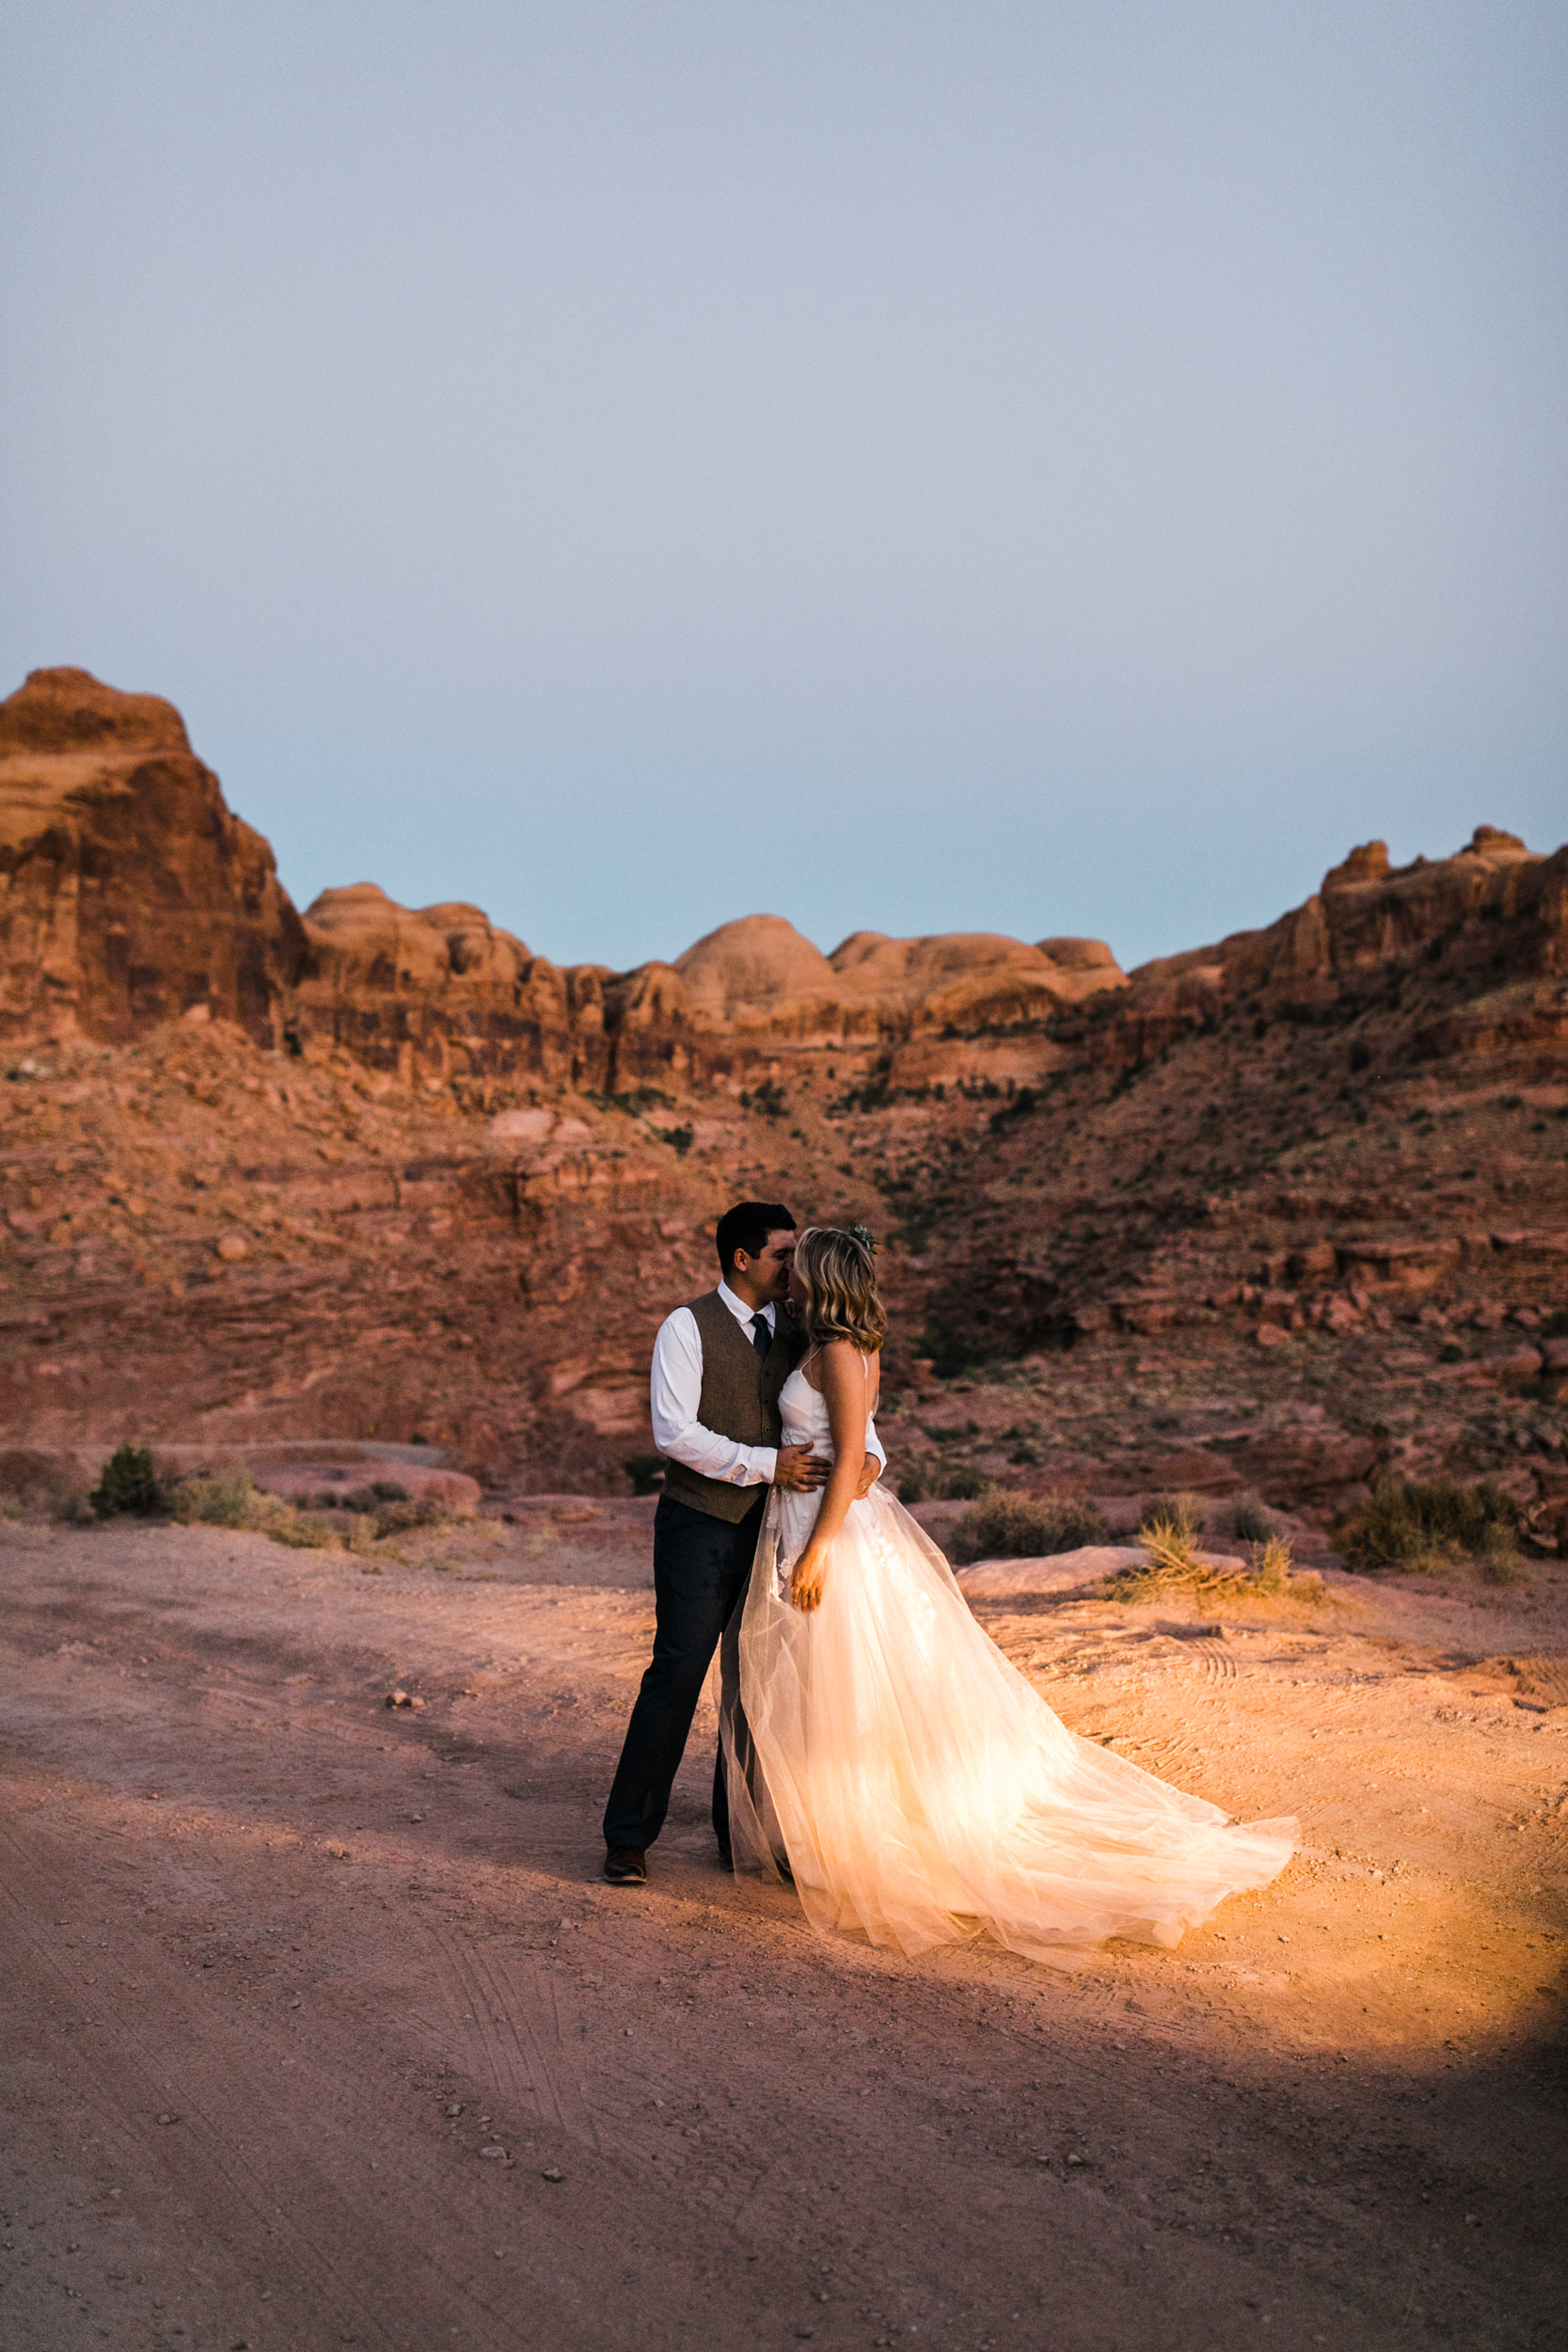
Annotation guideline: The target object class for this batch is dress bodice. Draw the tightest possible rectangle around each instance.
[778,1363,834,1451]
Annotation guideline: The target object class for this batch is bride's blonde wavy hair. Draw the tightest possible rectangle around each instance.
[793,1226,887,1355]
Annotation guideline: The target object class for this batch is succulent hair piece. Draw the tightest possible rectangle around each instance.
[847,1221,877,1255]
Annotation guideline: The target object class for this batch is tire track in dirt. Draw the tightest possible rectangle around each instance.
[417,1927,773,2217]
[424,1928,599,2148]
[0,1809,541,2352]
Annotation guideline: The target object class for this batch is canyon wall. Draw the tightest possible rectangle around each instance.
[0,668,307,1049]
[2,665,1563,1529]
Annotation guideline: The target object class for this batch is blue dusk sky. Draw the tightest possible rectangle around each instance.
[2,3,1563,974]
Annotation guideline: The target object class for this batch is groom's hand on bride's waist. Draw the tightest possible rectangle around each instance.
[772,1445,829,1492]
[771,1450,881,1495]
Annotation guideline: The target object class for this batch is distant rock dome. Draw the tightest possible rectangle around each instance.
[673,914,837,1024]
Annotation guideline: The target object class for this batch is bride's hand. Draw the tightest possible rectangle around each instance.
[787,1543,828,1613]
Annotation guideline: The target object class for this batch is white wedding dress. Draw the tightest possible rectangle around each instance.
[719,1359,1297,1971]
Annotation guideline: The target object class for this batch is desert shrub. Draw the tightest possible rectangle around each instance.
[1227,1493,1275,1545]
[624,1453,666,1495]
[899,1460,992,1504]
[1136,1491,1207,1541]
[372,1497,453,1537]
[914,1316,975,1381]
[309,1479,410,1511]
[168,1471,257,1529]
[90,1442,161,1518]
[1331,1477,1521,1574]
[950,1490,1108,1565]
[267,1505,338,1549]
[167,1471,336,1550]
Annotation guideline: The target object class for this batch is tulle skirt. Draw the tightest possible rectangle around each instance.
[719,1482,1296,1971]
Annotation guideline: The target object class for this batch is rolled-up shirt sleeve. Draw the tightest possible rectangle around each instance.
[650,1306,779,1487]
[649,1304,890,1486]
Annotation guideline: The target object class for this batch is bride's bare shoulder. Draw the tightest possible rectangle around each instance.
[816,1339,874,1386]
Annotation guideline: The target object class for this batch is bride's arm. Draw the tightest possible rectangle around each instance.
[786,1343,867,1613]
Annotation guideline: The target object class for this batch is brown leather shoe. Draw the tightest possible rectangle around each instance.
[603,1846,646,1884]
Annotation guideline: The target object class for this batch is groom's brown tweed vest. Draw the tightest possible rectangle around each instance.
[659,1290,806,1523]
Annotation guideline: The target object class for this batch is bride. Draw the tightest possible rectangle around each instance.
[719,1227,1296,1970]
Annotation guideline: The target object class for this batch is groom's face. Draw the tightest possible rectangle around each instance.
[733,1228,797,1304]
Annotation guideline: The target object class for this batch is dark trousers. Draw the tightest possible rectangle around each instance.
[601,1491,764,1854]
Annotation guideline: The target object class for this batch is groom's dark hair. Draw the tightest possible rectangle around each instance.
[716,1200,796,1276]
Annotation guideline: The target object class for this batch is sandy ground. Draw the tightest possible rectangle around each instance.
[1,1500,1564,2352]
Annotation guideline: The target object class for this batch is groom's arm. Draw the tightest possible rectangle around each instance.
[649,1306,784,1487]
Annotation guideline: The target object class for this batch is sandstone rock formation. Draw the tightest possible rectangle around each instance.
[0,668,307,1048]
[1108,828,1568,1072]
[0,671,1138,1091]
[294,881,616,1091]
[2,663,1564,1533]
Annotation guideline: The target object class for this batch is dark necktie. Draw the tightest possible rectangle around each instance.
[750,1311,772,1363]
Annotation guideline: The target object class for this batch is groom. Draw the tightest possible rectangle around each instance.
[601,1200,884,1883]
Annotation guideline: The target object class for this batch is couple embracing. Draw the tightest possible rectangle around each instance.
[604,1201,1295,1969]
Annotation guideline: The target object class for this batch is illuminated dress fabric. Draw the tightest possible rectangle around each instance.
[720,1362,1297,1970]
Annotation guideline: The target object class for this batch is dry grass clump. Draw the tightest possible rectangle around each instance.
[1135,1491,1207,1541]
[1101,1528,1323,1608]
[1332,1477,1522,1580]
[949,1490,1108,1566]
[167,1471,336,1549]
[168,1473,461,1551]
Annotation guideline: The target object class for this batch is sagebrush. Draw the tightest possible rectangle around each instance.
[1332,1477,1521,1574]
[167,1471,336,1549]
[949,1491,1108,1565]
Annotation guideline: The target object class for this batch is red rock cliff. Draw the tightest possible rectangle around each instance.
[0,667,307,1048]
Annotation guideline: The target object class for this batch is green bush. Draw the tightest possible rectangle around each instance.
[950,1490,1108,1565]
[90,1443,161,1518]
[1227,1493,1275,1545]
[1332,1477,1521,1574]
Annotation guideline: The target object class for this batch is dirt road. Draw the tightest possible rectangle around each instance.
[1,1505,1563,2351]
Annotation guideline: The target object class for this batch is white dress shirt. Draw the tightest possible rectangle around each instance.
[650,1279,887,1489]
